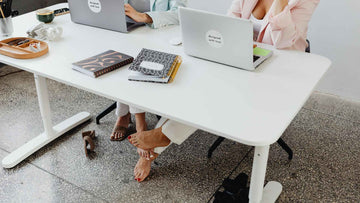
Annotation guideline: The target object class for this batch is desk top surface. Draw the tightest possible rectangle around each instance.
[0,3,331,146]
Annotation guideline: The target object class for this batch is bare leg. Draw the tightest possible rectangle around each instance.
[134,113,147,132]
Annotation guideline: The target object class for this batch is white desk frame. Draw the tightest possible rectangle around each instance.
[1,3,331,203]
[1,75,91,168]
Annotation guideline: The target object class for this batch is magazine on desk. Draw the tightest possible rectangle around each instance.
[128,48,182,83]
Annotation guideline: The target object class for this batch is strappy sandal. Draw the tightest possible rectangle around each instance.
[111,113,131,141]
[110,125,128,141]
[82,130,96,157]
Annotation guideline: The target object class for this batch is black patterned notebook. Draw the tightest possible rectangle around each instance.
[72,50,134,78]
[128,56,182,83]
[128,48,178,78]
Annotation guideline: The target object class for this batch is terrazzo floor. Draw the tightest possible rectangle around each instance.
[0,65,359,202]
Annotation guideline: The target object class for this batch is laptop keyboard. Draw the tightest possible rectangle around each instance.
[253,55,260,62]
[127,22,134,27]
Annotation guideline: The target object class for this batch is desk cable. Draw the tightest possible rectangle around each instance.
[207,147,254,203]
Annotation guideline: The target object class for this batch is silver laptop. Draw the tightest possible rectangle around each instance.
[179,7,272,70]
[68,0,144,33]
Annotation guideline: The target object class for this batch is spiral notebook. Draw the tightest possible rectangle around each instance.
[72,50,134,78]
[128,48,178,78]
[128,56,182,83]
[128,48,182,83]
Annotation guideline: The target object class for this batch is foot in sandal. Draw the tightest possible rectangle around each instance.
[137,148,155,160]
[111,113,131,141]
[134,151,158,182]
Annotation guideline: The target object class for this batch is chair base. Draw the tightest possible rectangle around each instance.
[95,102,117,124]
[207,137,293,160]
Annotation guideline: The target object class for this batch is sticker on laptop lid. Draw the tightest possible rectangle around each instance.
[88,0,101,13]
[206,30,224,48]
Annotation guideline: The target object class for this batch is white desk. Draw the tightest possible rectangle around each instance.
[1,3,331,203]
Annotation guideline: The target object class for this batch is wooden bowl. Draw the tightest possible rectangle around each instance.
[0,37,49,59]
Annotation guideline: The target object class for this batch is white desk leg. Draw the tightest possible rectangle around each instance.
[249,145,282,203]
[2,75,91,168]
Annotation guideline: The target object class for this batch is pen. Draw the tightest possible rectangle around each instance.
[0,0,5,19]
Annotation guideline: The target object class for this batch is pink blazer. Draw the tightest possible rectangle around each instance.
[227,0,320,51]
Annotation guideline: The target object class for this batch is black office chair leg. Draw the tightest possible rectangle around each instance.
[276,138,293,160]
[207,137,293,160]
[96,102,117,124]
[207,137,225,158]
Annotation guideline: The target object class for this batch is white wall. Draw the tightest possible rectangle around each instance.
[189,0,360,102]
[308,1,360,101]
[188,0,232,14]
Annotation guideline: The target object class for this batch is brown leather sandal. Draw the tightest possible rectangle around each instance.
[110,125,128,141]
[82,130,95,157]
[111,113,131,141]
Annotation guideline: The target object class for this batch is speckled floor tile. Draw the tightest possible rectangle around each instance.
[0,67,251,202]
[304,91,360,124]
[27,122,252,202]
[0,69,113,152]
[0,149,106,203]
[0,65,21,77]
[221,108,360,203]
[1,65,359,202]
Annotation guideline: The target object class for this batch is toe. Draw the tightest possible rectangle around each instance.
[138,174,147,182]
[129,134,138,143]
[115,132,120,139]
[119,133,124,139]
[134,169,139,178]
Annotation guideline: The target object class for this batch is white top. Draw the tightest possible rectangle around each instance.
[250,14,263,41]
[0,3,331,146]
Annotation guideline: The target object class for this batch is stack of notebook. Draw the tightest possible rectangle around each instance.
[128,48,182,83]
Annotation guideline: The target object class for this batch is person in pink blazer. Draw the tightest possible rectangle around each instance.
[228,0,320,51]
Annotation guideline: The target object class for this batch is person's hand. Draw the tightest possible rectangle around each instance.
[124,4,153,23]
[272,0,288,16]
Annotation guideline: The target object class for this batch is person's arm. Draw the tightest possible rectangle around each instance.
[124,4,153,23]
[145,0,187,29]
[227,0,243,18]
[268,0,320,49]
